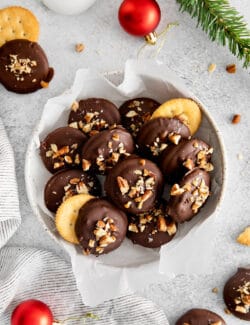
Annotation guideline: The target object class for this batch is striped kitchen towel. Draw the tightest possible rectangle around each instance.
[0,247,169,324]
[0,119,21,249]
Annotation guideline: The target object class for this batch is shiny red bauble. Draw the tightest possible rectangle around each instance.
[118,0,161,36]
[11,300,53,325]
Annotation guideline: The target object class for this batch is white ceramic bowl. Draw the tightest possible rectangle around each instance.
[25,61,226,305]
[42,0,97,15]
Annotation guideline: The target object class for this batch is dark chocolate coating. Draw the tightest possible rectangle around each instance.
[44,169,101,213]
[0,39,54,94]
[68,98,121,136]
[104,157,164,214]
[127,203,177,248]
[167,168,210,223]
[136,117,191,159]
[223,267,250,321]
[81,127,134,174]
[75,198,128,255]
[160,138,213,183]
[40,126,87,173]
[119,97,160,137]
[176,308,226,325]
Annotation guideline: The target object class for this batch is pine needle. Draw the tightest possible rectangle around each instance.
[176,0,250,67]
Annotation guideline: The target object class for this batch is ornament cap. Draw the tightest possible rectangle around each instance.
[144,31,158,45]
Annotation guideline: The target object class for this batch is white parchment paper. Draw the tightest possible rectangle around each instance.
[25,59,226,306]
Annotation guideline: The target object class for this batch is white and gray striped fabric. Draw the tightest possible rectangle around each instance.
[0,247,169,324]
[0,119,21,249]
[0,119,169,324]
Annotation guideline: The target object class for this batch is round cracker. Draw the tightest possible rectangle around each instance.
[151,98,202,135]
[55,194,94,244]
[0,6,40,47]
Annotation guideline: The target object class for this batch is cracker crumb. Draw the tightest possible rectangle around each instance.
[232,114,241,124]
[208,63,216,73]
[75,43,85,53]
[237,226,250,246]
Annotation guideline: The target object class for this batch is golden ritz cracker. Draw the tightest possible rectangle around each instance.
[0,6,39,47]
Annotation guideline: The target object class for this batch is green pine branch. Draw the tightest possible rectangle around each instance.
[176,0,250,68]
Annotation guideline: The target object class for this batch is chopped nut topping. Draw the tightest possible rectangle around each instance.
[166,222,177,236]
[52,146,70,159]
[95,247,104,254]
[96,220,105,229]
[71,101,79,112]
[53,162,64,169]
[128,223,139,233]
[40,81,49,88]
[64,155,73,164]
[193,141,199,148]
[88,217,117,254]
[82,159,91,171]
[232,114,241,124]
[170,184,185,196]
[6,54,37,80]
[117,176,130,195]
[183,158,195,170]
[76,182,88,194]
[157,216,167,232]
[234,281,250,313]
[69,178,80,185]
[139,159,146,166]
[226,63,236,73]
[50,144,58,152]
[168,133,181,145]
[99,235,116,247]
[124,201,132,209]
[149,137,168,156]
[69,122,78,129]
[112,133,120,141]
[191,178,210,213]
[75,43,85,53]
[136,190,153,209]
[235,305,247,313]
[126,110,138,118]
[46,150,53,157]
[88,239,95,248]
[74,154,80,164]
[93,227,107,240]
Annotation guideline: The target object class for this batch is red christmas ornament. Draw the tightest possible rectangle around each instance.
[118,0,161,43]
[11,300,54,325]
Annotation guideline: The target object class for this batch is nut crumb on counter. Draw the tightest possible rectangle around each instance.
[212,287,219,294]
[75,43,85,53]
[226,64,236,73]
[232,114,241,124]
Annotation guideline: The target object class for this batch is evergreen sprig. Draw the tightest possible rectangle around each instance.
[176,0,250,67]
